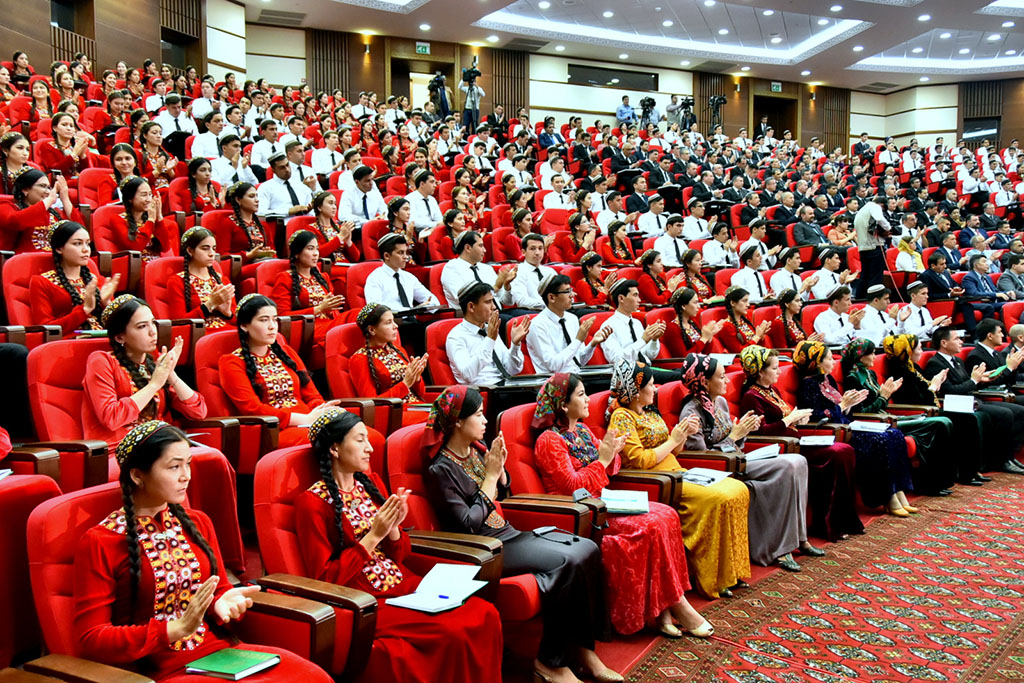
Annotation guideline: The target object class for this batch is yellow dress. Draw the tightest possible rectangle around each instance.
[608,407,751,598]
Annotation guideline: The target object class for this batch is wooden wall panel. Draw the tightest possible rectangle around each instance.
[0,0,52,69]
[308,29,349,95]
[1000,79,1024,151]
[810,86,850,153]
[491,49,528,115]
[93,0,162,73]
[161,0,202,39]
[51,27,96,66]
[347,35,386,100]
[695,72,748,135]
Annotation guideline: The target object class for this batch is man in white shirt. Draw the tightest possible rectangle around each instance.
[278,116,311,150]
[542,174,575,210]
[329,149,361,192]
[189,111,224,159]
[339,165,387,227]
[210,134,257,187]
[701,223,739,268]
[507,154,533,188]
[153,94,198,139]
[467,140,494,176]
[190,80,219,121]
[731,246,772,304]
[589,176,611,213]
[363,233,440,312]
[769,248,817,300]
[407,110,429,143]
[440,231,516,309]
[144,79,169,114]
[636,194,668,236]
[682,198,715,241]
[595,192,637,235]
[526,273,611,373]
[539,156,571,191]
[898,280,952,338]
[446,281,529,386]
[257,154,312,219]
[813,285,865,347]
[810,248,857,301]
[597,279,664,366]
[858,285,911,345]
[474,125,499,155]
[510,234,558,309]
[286,140,322,194]
[739,219,780,270]
[653,214,688,268]
[220,105,250,144]
[249,120,280,179]
[350,92,374,121]
[404,170,444,237]
[311,131,346,180]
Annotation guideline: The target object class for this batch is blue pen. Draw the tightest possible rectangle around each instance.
[438,595,449,599]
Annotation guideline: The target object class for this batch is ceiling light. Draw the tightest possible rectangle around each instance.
[741,66,750,71]
[1007,49,1017,55]
[988,34,1002,41]
[486,35,499,42]
[680,60,691,65]
[912,47,924,53]
[538,0,550,7]
[618,53,628,59]
[1003,21,1016,28]
[920,76,930,82]
[830,4,842,11]
[419,23,430,30]
[602,10,614,17]
[555,45,565,51]
[718,28,729,35]
[662,19,673,26]
[939,32,952,39]
[918,14,931,21]
[770,37,783,44]
[817,18,829,25]
[704,0,716,6]
[959,47,970,54]
[852,45,864,52]
[762,9,774,15]
[801,70,811,76]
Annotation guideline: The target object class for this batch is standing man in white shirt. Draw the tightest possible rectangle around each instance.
[813,285,865,347]
[653,214,688,267]
[404,169,444,238]
[446,281,529,386]
[339,165,387,227]
[526,273,611,373]
[257,154,312,219]
[510,234,558,309]
[440,231,516,309]
[731,246,772,304]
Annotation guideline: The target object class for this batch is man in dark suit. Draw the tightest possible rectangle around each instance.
[853,132,873,161]
[723,174,750,204]
[610,141,637,174]
[979,203,1000,232]
[997,253,1024,296]
[793,205,830,246]
[691,170,723,204]
[625,175,651,214]
[962,254,1013,318]
[966,318,1024,388]
[958,214,992,249]
[758,115,771,137]
[924,327,1024,476]
[484,104,509,144]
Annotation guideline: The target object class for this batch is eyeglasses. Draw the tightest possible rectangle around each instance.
[555,289,574,296]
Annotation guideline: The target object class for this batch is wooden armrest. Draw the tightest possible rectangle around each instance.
[333,398,375,427]
[0,325,62,346]
[3,446,60,481]
[277,314,315,358]
[500,497,591,536]
[154,318,205,363]
[174,211,187,236]
[79,204,93,231]
[95,251,143,292]
[365,397,404,434]
[746,435,801,452]
[976,390,1013,401]
[610,470,678,505]
[218,253,242,284]
[23,654,154,683]
[225,415,280,453]
[678,450,744,475]
[506,493,608,531]
[182,417,241,468]
[886,403,939,416]
[409,537,503,599]
[852,412,897,424]
[0,667,67,682]
[239,591,335,672]
[29,440,108,488]
[405,529,504,553]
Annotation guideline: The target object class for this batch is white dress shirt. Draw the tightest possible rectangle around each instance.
[446,320,524,386]
[814,308,857,347]
[257,175,312,218]
[702,239,739,268]
[363,264,439,312]
[740,237,775,269]
[542,191,573,210]
[898,302,938,338]
[637,210,668,237]
[190,131,221,159]
[770,269,810,301]
[144,93,166,114]
[598,311,660,365]
[595,209,627,235]
[540,170,572,191]
[190,97,217,121]
[405,190,443,232]
[277,133,308,149]
[221,123,249,143]
[153,110,198,137]
[351,103,374,120]
[510,263,557,309]
[859,305,896,345]
[211,155,257,187]
[653,233,688,268]
[526,307,596,374]
[289,162,323,193]
[810,268,842,301]
[339,185,387,227]
[311,147,344,176]
[591,191,610,213]
[440,258,513,309]
[682,216,712,241]
[730,266,770,304]
[509,168,533,188]
[250,139,280,169]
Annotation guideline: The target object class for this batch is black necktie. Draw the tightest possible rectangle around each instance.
[470,264,484,283]
[791,274,798,290]
[362,194,369,219]
[919,310,925,325]
[673,238,682,263]
[285,181,300,207]
[478,327,510,378]
[298,166,304,181]
[330,152,336,165]
[628,319,637,342]
[424,197,431,218]
[559,318,572,345]
[535,267,543,281]
[655,215,662,233]
[878,310,886,323]
[754,273,764,297]
[174,117,181,132]
[394,272,410,307]
[601,195,607,210]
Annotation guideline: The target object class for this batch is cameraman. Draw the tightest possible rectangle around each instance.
[854,196,891,297]
[665,95,682,128]
[616,95,636,127]
[460,70,485,133]
[428,73,454,118]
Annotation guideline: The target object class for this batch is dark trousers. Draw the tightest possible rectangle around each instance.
[977,399,1024,470]
[959,301,996,334]
[857,247,886,298]
[462,108,480,134]
[0,344,30,440]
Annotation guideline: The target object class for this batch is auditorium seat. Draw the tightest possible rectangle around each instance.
[89,204,147,293]
[1,253,94,348]
[142,255,222,366]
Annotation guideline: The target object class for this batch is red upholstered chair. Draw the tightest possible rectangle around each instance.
[142,256,226,366]
[715,268,740,296]
[76,167,115,213]
[425,318,461,385]
[254,258,291,296]
[359,220,389,261]
[1,253,89,348]
[799,303,830,337]
[89,204,147,294]
[25,482,338,679]
[253,443,501,678]
[344,260,383,310]
[490,227,517,261]
[538,208,569,234]
[0,474,61,668]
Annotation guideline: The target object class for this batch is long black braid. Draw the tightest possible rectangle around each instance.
[186,158,210,214]
[288,231,331,310]
[121,178,150,241]
[228,184,266,250]
[236,297,311,398]
[105,296,161,419]
[181,228,222,313]
[50,222,94,306]
[356,303,408,394]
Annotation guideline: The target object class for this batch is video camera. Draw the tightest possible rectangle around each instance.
[427,71,445,93]
[462,56,481,84]
[708,95,727,107]
[678,96,695,108]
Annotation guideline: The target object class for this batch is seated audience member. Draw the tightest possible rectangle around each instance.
[297,408,502,680]
[898,280,953,339]
[573,252,615,309]
[169,227,235,329]
[731,246,772,304]
[792,340,916,517]
[428,208,471,261]
[597,279,666,367]
[739,219,780,270]
[504,208,543,262]
[739,345,863,540]
[108,177,177,262]
[286,139,322,193]
[306,190,360,273]
[636,193,670,236]
[0,169,79,252]
[653,214,688,268]
[550,211,597,263]
[793,205,831,249]
[605,359,751,598]
[365,233,440,315]
[678,248,714,301]
[96,143,139,205]
[211,134,258,187]
[600,221,637,266]
[219,294,340,447]
[532,373,713,637]
[405,169,444,237]
[768,288,823,348]
[422,385,619,683]
[702,222,740,269]
[510,233,558,309]
[720,286,771,352]
[770,248,817,301]
[37,112,96,181]
[841,338,956,496]
[527,274,611,373]
[339,165,388,227]
[894,233,925,272]
[997,253,1024,296]
[813,285,865,348]
[962,254,1013,316]
[809,248,856,300]
[857,285,906,346]
[72,421,332,682]
[678,353,821,571]
[682,199,715,241]
[636,249,684,305]
[666,287,726,356]
[446,281,529,386]
[190,111,224,159]
[0,132,32,196]
[224,181,276,280]
[595,191,636,235]
[965,318,1024,393]
[31,221,120,337]
[440,230,515,309]
[257,154,312,219]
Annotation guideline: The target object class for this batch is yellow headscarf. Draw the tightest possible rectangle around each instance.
[897,235,924,271]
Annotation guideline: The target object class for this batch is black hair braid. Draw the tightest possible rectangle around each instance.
[168,503,219,579]
[52,251,88,306]
[121,486,142,609]
[290,264,302,310]
[110,341,159,420]
[311,266,330,293]
[183,251,194,312]
[238,334,262,396]
[354,471,386,505]
[188,174,199,214]
[270,341,310,386]
[316,455,349,559]
[364,339,381,394]
[126,209,148,241]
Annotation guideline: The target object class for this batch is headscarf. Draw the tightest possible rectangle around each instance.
[897,235,924,270]
[792,340,830,376]
[678,354,717,417]
[883,333,938,407]
[115,420,172,465]
[532,372,572,433]
[739,345,772,379]
[840,338,876,376]
[607,358,653,420]
[420,384,470,462]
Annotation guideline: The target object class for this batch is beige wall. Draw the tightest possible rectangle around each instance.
[850,84,958,149]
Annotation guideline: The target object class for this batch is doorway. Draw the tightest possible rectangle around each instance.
[389,58,454,110]
[753,94,798,139]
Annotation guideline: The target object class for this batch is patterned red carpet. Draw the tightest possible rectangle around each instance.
[626,475,1024,682]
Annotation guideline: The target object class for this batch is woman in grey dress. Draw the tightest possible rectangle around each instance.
[677,354,824,572]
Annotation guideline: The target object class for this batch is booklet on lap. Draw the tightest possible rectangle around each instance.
[185,647,280,680]
[385,563,487,614]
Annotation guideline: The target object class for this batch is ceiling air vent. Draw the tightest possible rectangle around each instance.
[256,9,306,27]
[505,38,549,52]
[858,81,901,92]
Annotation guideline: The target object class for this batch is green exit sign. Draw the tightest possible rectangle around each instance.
[770,81,782,92]
[416,42,430,55]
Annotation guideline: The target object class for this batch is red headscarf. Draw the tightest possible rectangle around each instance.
[420,384,472,462]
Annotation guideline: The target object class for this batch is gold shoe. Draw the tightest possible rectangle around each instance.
[586,669,625,683]
[686,619,715,638]
[887,507,910,518]
[659,621,683,638]
[903,504,920,514]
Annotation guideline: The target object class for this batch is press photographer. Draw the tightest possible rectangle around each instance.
[460,56,485,133]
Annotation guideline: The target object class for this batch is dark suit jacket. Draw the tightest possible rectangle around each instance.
[961,270,1001,301]
[723,187,749,203]
[935,245,964,270]
[646,165,674,188]
[740,205,760,225]
[691,183,716,203]
[854,141,872,158]
[980,214,999,232]
[923,353,978,396]
[918,268,956,298]
[626,192,650,214]
[485,114,508,141]
[794,221,828,245]
[965,344,1020,386]
[992,232,1015,250]
[609,151,632,174]
[958,226,989,249]
[772,205,797,225]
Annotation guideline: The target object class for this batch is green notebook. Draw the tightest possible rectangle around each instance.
[185,647,280,680]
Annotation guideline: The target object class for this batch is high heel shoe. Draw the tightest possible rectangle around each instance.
[887,507,910,518]
[577,666,624,683]
[658,621,683,638]
[686,619,715,638]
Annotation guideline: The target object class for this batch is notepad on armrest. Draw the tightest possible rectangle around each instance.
[385,563,487,614]
[0,469,12,482]
[185,647,280,680]
[799,435,836,447]
[744,444,780,461]
[943,394,975,414]
[849,420,890,433]
[600,488,649,514]
[682,467,733,487]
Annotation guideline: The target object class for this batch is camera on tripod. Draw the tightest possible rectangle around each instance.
[708,95,727,107]
[678,96,695,108]
[427,71,445,93]
[462,56,481,84]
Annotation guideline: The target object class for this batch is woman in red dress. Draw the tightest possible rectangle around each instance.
[122,68,146,107]
[0,131,32,195]
[0,66,18,103]
[573,251,611,308]
[599,221,636,266]
[219,295,340,447]
[551,212,596,263]
[168,227,235,330]
[532,373,713,637]
[72,421,331,682]
[0,169,78,252]
[308,190,359,291]
[107,177,177,262]
[269,230,350,355]
[677,249,713,302]
[51,71,84,112]
[664,287,726,356]
[427,209,469,262]
[82,295,245,570]
[19,80,52,140]
[29,221,119,336]
[768,288,822,348]
[137,122,177,202]
[504,207,536,262]
[96,143,138,205]
[636,249,684,305]
[9,51,34,92]
[224,182,275,282]
[296,408,501,682]
[90,91,130,147]
[349,303,429,426]
[719,286,771,353]
[36,112,96,183]
[179,158,223,215]
[451,186,483,234]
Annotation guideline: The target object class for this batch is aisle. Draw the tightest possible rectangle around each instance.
[626,474,1024,682]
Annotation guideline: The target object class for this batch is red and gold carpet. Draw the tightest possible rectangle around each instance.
[626,475,1024,682]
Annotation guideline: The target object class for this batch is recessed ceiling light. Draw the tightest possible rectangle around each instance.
[912,47,924,53]
[762,9,774,16]
[718,28,729,35]
[680,60,691,65]
[801,70,811,76]
[959,47,970,54]
[817,18,829,25]
[770,37,783,44]
[741,66,750,71]
[704,0,715,6]
[939,32,952,39]
[830,4,842,11]
[852,45,864,52]
[920,76,930,82]
[1003,21,1016,28]
[538,0,550,7]
[918,14,931,21]
[988,34,1002,41]
[419,23,430,30]
[555,45,565,51]
[662,19,673,27]
[1007,49,1017,55]
[486,35,499,42]
[602,10,614,17]
[618,53,628,59]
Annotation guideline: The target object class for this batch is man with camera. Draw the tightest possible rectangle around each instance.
[616,95,636,127]
[459,58,484,133]
[854,196,892,298]
[428,73,454,118]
